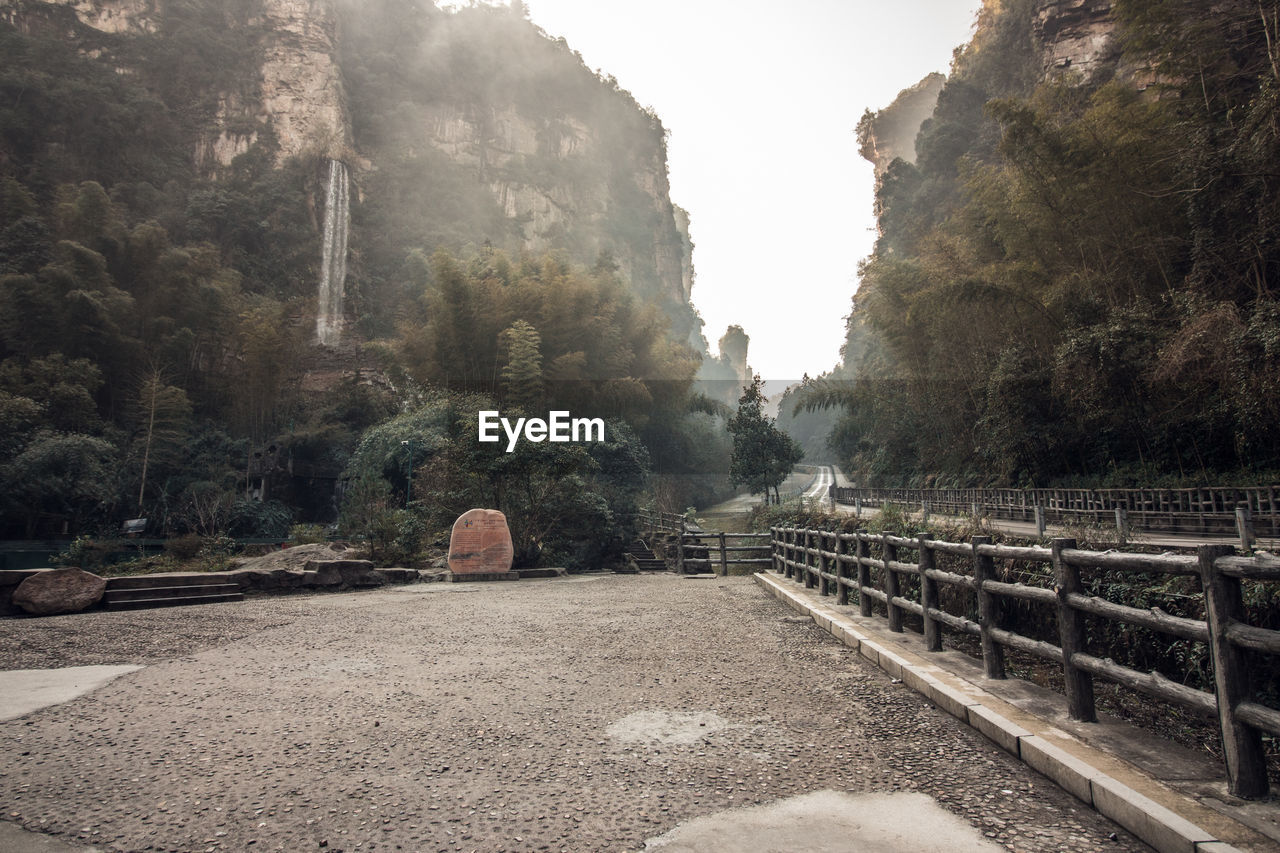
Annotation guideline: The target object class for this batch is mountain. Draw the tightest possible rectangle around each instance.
[0,0,718,536]
[820,0,1280,488]
[0,0,698,341]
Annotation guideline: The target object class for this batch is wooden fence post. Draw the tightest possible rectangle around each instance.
[921,502,930,526]
[1199,544,1269,798]
[855,497,862,518]
[718,531,728,577]
[1034,506,1047,538]
[789,528,798,580]
[770,527,779,574]
[803,529,815,589]
[1236,503,1255,552]
[918,534,940,652]
[856,531,872,617]
[836,534,850,606]
[972,535,1006,679]
[882,532,903,632]
[677,520,686,575]
[817,531,830,596]
[1052,538,1096,722]
[780,528,789,579]
[1114,507,1128,545]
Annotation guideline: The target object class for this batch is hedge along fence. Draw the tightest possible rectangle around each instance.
[769,525,1280,799]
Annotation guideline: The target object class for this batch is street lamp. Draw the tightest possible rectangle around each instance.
[401,439,415,508]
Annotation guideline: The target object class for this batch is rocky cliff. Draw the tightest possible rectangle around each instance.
[857,73,945,178]
[0,0,696,337]
[1033,0,1118,81]
[858,1,1123,179]
[200,0,352,170]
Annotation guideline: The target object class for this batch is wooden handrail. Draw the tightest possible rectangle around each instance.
[768,525,1280,799]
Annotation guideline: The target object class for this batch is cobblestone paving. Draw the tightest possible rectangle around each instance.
[0,575,1148,852]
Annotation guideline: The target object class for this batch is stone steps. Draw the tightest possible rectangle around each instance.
[624,541,667,572]
[103,579,243,610]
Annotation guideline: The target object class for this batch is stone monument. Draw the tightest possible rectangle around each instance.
[447,509,515,581]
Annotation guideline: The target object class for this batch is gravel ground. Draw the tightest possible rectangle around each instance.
[0,575,1148,853]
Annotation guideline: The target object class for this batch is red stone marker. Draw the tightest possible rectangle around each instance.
[448,509,514,575]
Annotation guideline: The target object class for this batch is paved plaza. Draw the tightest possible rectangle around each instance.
[0,575,1146,852]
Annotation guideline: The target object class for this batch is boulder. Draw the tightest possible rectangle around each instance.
[13,568,107,616]
[306,559,382,588]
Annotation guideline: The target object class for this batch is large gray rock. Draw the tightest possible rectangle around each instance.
[242,568,306,591]
[13,568,107,616]
[306,559,382,588]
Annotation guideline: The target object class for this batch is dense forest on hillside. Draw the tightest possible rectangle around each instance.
[806,0,1280,489]
[0,0,730,557]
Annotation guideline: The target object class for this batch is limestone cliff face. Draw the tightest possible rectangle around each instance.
[2,0,350,168]
[198,0,351,171]
[857,73,945,177]
[0,0,158,34]
[3,0,695,326]
[1034,0,1119,81]
[410,100,687,307]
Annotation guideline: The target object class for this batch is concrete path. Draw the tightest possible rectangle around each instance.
[701,466,832,517]
[0,576,1150,852]
[0,666,142,723]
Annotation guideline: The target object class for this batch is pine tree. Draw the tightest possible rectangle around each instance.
[500,319,544,412]
[727,376,804,503]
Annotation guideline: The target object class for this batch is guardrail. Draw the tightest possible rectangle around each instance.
[833,486,1278,544]
[637,508,686,536]
[769,525,1280,799]
[679,531,772,574]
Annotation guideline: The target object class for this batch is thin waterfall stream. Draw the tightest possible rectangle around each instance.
[315,158,349,346]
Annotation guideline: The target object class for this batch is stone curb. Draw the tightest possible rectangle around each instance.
[754,572,1252,853]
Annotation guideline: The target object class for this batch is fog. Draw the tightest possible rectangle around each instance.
[518,0,982,379]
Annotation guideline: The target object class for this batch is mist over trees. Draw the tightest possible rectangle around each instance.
[0,0,729,553]
[804,0,1280,489]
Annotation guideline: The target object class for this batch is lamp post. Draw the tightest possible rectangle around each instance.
[401,439,414,508]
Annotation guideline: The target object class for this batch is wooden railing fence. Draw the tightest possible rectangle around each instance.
[637,509,686,536]
[679,531,772,574]
[769,524,1280,799]
[833,486,1279,544]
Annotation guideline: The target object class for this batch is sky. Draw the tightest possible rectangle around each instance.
[516,0,982,381]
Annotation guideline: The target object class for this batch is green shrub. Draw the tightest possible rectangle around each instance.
[289,523,328,545]
[164,533,203,560]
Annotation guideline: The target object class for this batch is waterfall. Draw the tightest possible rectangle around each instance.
[315,158,349,347]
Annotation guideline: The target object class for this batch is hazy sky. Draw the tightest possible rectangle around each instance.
[517,0,982,381]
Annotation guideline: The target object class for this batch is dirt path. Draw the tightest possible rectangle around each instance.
[0,576,1146,852]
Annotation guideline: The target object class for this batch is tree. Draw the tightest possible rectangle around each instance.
[726,376,804,504]
[130,366,193,514]
[2,432,119,537]
[499,319,544,410]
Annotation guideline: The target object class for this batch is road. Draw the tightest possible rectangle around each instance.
[702,465,836,516]
[0,576,1147,852]
[801,465,835,502]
